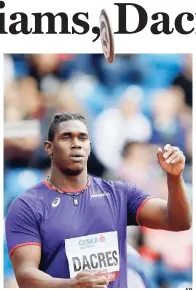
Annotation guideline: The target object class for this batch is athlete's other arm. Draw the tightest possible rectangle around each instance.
[10,245,108,288]
[137,144,192,231]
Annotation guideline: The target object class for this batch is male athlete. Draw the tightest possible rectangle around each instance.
[5,113,192,288]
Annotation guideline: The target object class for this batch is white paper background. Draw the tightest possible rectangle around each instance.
[1,0,195,289]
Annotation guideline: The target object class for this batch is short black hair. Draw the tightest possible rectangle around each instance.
[48,112,86,141]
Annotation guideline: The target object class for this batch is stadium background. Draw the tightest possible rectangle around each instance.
[4,53,192,287]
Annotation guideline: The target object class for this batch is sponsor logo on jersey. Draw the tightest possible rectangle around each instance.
[91,192,110,198]
[52,197,60,207]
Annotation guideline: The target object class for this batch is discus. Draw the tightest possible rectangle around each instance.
[99,9,115,64]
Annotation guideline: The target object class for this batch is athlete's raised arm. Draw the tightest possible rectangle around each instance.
[136,144,192,231]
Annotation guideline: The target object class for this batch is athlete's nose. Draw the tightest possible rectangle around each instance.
[71,144,82,149]
[71,138,82,149]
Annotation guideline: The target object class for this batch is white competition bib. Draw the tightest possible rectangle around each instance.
[65,231,120,282]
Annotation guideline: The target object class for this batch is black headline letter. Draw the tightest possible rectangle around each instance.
[175,13,194,34]
[0,1,7,34]
[32,12,71,34]
[72,12,89,34]
[9,13,32,34]
[151,13,174,34]
[114,3,148,34]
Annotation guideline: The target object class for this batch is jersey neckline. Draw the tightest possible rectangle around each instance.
[42,176,91,193]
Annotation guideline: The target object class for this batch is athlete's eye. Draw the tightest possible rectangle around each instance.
[79,135,88,141]
[62,135,71,140]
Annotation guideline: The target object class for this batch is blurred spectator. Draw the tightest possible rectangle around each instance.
[4,55,15,88]
[93,86,152,170]
[134,54,183,89]
[117,142,163,196]
[172,54,192,108]
[95,54,142,90]
[127,245,151,288]
[140,226,192,287]
[149,87,190,155]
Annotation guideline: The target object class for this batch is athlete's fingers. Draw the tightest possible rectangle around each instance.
[164,144,179,152]
[165,152,178,164]
[164,143,171,151]
[170,156,182,164]
[171,152,185,164]
[78,276,108,288]
[76,271,95,278]
[93,277,108,286]
[163,145,180,159]
[157,147,164,163]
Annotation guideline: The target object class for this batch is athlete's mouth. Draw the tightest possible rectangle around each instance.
[70,153,84,161]
[71,153,84,158]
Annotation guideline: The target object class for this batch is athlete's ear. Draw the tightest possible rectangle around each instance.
[44,141,53,157]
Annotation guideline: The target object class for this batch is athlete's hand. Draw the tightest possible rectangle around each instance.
[157,144,186,177]
[71,271,109,288]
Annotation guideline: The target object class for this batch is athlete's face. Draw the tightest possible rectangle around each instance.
[44,120,91,175]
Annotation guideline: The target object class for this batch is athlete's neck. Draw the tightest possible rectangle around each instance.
[49,165,88,192]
